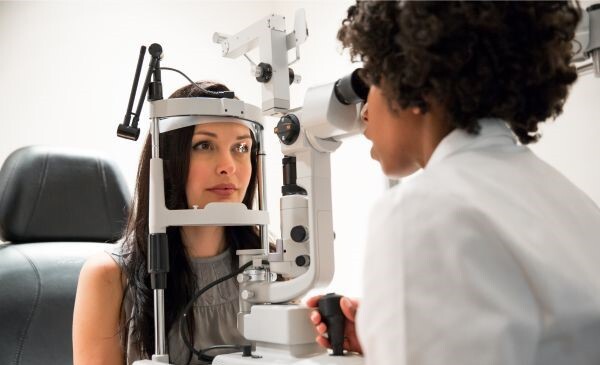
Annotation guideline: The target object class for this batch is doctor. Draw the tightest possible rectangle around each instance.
[308,1,600,365]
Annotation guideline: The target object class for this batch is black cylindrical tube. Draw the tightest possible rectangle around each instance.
[148,233,169,289]
[333,68,369,105]
[132,57,157,128]
[281,156,306,196]
[123,45,146,127]
[148,82,163,101]
[282,156,297,186]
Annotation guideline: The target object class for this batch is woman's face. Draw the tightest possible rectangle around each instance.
[362,85,423,178]
[186,121,253,209]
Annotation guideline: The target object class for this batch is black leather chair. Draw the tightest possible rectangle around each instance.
[0,146,130,365]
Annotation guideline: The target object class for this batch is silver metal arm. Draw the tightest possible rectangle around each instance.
[213,10,308,114]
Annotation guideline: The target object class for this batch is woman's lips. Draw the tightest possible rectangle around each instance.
[208,188,236,196]
[207,184,236,197]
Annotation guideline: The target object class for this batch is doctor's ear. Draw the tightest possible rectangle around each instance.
[360,103,369,122]
[411,107,422,115]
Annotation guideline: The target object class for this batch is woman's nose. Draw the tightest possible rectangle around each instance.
[216,151,236,175]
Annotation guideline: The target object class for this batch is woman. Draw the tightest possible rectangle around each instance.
[309,2,600,365]
[73,81,261,365]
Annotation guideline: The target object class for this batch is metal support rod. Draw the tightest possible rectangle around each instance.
[152,118,160,158]
[256,128,270,256]
[154,289,167,355]
[150,116,167,357]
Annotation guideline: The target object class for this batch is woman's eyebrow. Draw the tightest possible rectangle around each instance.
[193,131,252,140]
[194,131,217,137]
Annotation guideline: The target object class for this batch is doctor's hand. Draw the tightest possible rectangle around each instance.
[306,295,363,354]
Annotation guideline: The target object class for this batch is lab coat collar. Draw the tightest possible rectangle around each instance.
[426,118,517,169]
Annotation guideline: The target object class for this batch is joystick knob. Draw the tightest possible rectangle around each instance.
[317,293,345,356]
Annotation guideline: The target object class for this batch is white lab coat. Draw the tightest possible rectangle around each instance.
[356,119,600,365]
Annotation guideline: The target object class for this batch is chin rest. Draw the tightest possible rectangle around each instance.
[0,146,130,365]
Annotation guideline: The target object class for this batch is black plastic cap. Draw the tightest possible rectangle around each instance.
[148,43,163,58]
[117,124,140,141]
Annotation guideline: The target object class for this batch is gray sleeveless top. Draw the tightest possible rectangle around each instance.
[109,247,247,365]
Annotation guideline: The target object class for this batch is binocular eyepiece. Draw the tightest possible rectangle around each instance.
[333,68,369,105]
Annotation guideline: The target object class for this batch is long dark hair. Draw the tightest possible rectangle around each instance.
[120,81,261,358]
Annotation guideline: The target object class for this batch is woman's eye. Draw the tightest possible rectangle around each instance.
[193,141,213,151]
[233,143,250,153]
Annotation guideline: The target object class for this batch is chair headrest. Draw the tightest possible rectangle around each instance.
[0,146,131,243]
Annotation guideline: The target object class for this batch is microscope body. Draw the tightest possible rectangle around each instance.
[127,8,367,364]
[214,83,364,365]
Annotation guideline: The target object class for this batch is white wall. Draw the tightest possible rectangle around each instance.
[1,1,599,300]
[530,73,600,205]
[0,0,381,299]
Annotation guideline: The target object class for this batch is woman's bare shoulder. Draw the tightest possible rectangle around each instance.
[73,252,127,364]
[79,251,124,292]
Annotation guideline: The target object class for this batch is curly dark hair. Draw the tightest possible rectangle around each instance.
[338,1,582,144]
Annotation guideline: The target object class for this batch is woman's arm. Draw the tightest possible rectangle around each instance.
[73,252,125,365]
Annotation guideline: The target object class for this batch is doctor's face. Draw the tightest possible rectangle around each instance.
[186,122,253,209]
[362,85,423,178]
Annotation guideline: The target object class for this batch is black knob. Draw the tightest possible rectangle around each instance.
[148,43,163,58]
[275,114,300,145]
[256,62,273,83]
[295,255,310,267]
[317,293,345,356]
[290,225,308,242]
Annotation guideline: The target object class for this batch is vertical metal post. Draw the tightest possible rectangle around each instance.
[150,117,167,356]
[152,118,160,159]
[256,127,270,256]
[154,290,167,355]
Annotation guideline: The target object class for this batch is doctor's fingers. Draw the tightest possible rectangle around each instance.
[316,334,331,349]
[316,322,328,335]
[340,297,358,322]
[310,310,322,325]
[305,295,323,309]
